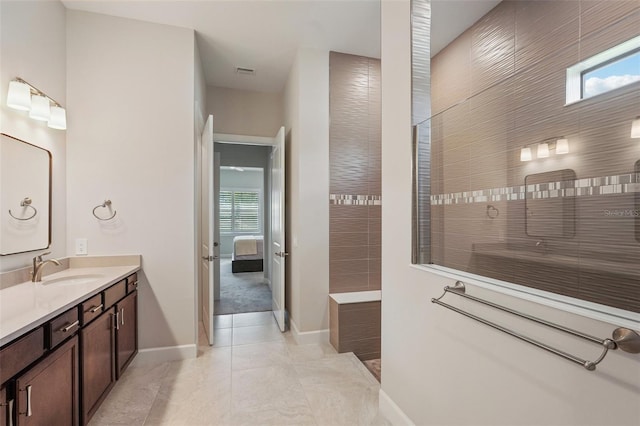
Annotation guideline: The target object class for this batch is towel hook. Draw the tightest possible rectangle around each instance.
[92,199,117,221]
[8,197,37,221]
[486,204,499,219]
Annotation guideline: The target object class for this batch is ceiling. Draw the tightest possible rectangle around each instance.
[62,0,500,93]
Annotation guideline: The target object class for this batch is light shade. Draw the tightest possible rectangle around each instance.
[520,147,532,162]
[632,117,640,139]
[537,142,550,158]
[47,106,67,130]
[29,94,50,121]
[6,80,31,111]
[556,138,569,154]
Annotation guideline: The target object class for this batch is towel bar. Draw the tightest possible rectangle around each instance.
[432,282,640,371]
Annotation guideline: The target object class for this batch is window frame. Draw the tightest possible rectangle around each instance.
[566,34,640,104]
[219,187,263,235]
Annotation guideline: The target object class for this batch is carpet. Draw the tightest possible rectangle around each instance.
[214,259,272,315]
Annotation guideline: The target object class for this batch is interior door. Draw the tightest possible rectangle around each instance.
[271,126,287,331]
[201,114,216,345]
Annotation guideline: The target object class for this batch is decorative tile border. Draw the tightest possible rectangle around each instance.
[330,194,382,206]
[431,172,640,205]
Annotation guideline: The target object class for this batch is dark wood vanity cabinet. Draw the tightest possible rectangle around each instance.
[80,307,116,424]
[115,291,137,378]
[14,336,79,425]
[80,277,138,425]
[0,272,138,426]
[0,385,10,426]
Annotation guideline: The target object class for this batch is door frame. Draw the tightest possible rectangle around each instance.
[194,132,283,345]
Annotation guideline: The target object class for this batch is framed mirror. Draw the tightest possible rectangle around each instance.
[0,133,52,255]
[636,160,640,243]
[525,169,576,238]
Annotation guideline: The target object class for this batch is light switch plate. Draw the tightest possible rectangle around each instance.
[75,238,88,255]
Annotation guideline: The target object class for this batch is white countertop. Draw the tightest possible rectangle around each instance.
[0,264,140,347]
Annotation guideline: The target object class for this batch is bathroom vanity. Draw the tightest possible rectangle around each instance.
[0,257,140,425]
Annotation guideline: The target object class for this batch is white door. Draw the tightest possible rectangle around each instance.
[200,114,217,345]
[271,126,287,331]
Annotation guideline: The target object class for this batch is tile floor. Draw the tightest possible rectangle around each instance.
[89,311,390,425]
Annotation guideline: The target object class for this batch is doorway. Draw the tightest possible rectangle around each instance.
[215,164,272,315]
[197,128,287,348]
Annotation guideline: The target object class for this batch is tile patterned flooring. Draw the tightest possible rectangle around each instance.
[89,311,390,425]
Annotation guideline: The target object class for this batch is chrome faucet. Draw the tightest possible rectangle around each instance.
[32,251,61,282]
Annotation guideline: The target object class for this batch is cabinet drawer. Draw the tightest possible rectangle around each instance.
[104,280,126,309]
[81,294,104,326]
[126,273,138,293]
[0,327,44,384]
[48,307,80,349]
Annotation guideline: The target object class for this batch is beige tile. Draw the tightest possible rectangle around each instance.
[231,365,308,413]
[212,327,233,347]
[303,381,380,426]
[233,323,285,346]
[232,341,291,371]
[88,363,169,426]
[144,375,232,425]
[293,353,378,388]
[230,406,318,426]
[214,314,233,329]
[286,342,339,363]
[232,311,275,328]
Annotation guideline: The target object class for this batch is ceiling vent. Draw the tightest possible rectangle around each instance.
[235,66,256,76]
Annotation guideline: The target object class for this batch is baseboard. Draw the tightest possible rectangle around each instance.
[130,344,197,366]
[379,389,415,426]
[290,319,329,345]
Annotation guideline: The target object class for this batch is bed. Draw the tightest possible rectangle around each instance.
[232,235,264,273]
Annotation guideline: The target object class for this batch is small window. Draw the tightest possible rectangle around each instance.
[582,49,640,99]
[566,35,640,104]
[220,189,261,234]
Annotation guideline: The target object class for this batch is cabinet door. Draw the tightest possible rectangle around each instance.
[0,385,12,426]
[15,336,79,426]
[80,307,116,425]
[116,291,137,378]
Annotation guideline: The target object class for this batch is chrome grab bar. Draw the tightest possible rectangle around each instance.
[432,281,640,371]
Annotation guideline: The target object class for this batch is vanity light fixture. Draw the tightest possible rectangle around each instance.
[29,94,51,121]
[631,117,640,139]
[537,142,550,158]
[555,138,569,154]
[6,80,31,110]
[520,138,570,162]
[520,147,532,162]
[5,77,66,130]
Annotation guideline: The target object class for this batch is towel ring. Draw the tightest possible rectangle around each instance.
[486,205,499,219]
[8,197,37,221]
[92,199,117,221]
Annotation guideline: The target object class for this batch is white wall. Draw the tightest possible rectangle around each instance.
[283,49,330,336]
[207,86,283,137]
[379,1,640,425]
[0,0,67,272]
[66,10,197,354]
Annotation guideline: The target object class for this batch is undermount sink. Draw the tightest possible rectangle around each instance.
[41,273,105,286]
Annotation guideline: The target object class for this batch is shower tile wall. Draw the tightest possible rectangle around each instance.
[329,52,381,294]
[430,0,640,312]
